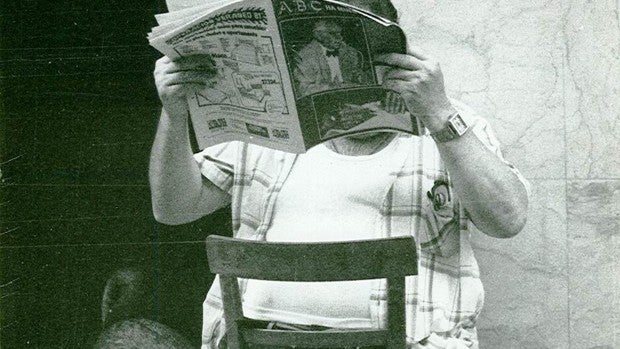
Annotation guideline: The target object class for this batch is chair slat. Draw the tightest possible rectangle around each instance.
[241,328,387,347]
[205,235,417,281]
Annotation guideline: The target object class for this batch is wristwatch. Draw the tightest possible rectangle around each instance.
[430,112,472,143]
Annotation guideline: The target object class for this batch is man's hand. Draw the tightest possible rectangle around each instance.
[375,48,456,132]
[154,54,216,117]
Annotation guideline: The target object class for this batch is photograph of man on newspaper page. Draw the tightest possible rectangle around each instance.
[287,17,373,97]
[277,6,419,142]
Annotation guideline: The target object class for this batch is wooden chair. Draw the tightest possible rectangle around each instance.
[205,235,417,349]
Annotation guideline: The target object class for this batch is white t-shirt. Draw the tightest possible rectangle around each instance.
[242,137,405,328]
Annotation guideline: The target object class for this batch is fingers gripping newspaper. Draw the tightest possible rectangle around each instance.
[149,0,420,153]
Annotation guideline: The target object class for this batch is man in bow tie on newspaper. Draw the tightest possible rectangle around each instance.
[147,0,530,348]
[293,18,371,97]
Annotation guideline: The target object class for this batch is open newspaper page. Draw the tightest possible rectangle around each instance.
[150,0,306,153]
[149,0,422,153]
[272,0,421,151]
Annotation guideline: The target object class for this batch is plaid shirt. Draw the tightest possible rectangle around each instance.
[195,102,528,348]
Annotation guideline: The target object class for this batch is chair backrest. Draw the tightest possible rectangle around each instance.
[205,235,417,349]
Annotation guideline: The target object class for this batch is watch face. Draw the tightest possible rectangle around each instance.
[449,114,468,135]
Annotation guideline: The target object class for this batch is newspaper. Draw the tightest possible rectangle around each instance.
[149,0,421,153]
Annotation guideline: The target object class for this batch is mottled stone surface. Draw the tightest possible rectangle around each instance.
[567,180,620,348]
[471,180,568,348]
[393,0,566,179]
[564,0,620,179]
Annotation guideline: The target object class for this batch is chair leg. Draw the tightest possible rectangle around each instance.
[220,276,247,349]
[386,277,407,349]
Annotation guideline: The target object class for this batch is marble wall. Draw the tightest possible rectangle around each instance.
[393,0,620,347]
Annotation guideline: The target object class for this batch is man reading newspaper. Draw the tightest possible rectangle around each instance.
[149,0,530,348]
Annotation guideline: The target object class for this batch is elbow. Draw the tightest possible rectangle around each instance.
[151,202,198,226]
[504,184,530,238]
[153,211,186,226]
[495,210,527,238]
[476,210,527,239]
[476,192,529,239]
[149,183,208,226]
[152,208,187,226]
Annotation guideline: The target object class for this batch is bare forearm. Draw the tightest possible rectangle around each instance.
[437,130,529,238]
[149,109,204,224]
[149,108,232,225]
